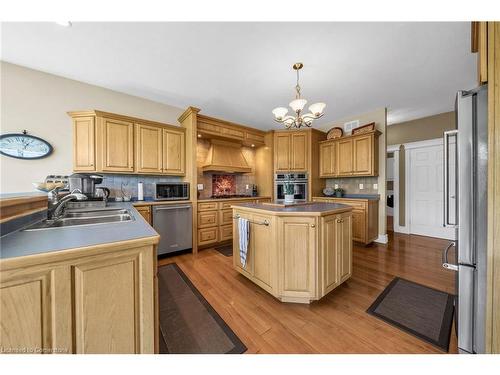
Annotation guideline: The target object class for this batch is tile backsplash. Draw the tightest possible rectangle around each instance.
[100,174,182,199]
[198,173,255,199]
[325,177,378,194]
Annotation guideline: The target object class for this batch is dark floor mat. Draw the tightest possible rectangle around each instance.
[214,244,233,257]
[158,263,246,354]
[367,277,454,352]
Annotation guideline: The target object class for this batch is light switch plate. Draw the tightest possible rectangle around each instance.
[197,184,204,190]
[245,184,249,189]
[373,183,378,189]
[334,184,339,189]
[359,183,364,190]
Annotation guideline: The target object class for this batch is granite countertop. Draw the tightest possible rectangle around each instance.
[232,202,353,216]
[0,202,159,260]
[314,194,380,200]
[197,196,271,202]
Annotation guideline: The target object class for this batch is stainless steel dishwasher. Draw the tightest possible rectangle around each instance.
[152,203,192,255]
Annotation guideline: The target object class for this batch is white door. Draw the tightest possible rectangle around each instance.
[407,141,456,240]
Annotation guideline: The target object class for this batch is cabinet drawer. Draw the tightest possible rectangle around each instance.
[334,199,367,210]
[198,227,218,246]
[198,202,219,211]
[219,224,233,241]
[220,200,252,209]
[197,211,218,228]
[220,209,234,225]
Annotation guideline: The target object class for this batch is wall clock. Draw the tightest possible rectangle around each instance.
[0,131,53,160]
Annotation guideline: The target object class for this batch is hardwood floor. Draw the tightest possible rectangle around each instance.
[158,232,457,354]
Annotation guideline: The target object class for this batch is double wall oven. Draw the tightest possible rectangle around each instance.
[274,173,308,201]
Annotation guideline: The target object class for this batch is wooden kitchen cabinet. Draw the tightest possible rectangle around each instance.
[319,130,380,178]
[337,138,353,176]
[319,142,336,177]
[0,242,156,354]
[313,197,379,244]
[69,110,185,176]
[136,124,163,174]
[232,205,353,304]
[336,211,353,282]
[100,117,135,173]
[274,133,292,171]
[73,116,96,171]
[162,128,185,175]
[135,205,152,224]
[274,131,309,172]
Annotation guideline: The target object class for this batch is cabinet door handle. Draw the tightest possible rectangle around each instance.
[336,219,342,223]
[311,224,316,228]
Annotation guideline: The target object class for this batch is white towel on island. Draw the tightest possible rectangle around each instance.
[238,217,250,267]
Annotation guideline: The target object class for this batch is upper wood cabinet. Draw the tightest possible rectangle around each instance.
[162,128,185,175]
[319,142,336,177]
[319,130,380,178]
[100,117,135,173]
[136,124,163,174]
[69,110,185,176]
[274,130,309,172]
[197,114,266,147]
[72,116,95,171]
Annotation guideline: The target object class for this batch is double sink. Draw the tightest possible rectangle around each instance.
[23,208,134,231]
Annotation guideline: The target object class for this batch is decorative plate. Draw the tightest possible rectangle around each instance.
[352,122,375,135]
[326,127,344,139]
[0,132,53,159]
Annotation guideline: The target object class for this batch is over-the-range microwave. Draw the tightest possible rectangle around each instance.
[153,183,190,201]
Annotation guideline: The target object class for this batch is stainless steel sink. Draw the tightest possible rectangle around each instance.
[23,208,134,231]
[63,208,129,218]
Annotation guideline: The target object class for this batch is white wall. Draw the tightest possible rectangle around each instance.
[0,62,184,193]
[317,108,388,240]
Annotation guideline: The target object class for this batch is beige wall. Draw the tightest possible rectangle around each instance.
[318,108,387,239]
[387,111,455,145]
[0,62,184,193]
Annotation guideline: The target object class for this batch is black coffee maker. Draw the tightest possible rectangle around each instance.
[68,173,109,200]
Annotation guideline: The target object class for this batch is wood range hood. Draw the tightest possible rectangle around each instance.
[202,139,252,173]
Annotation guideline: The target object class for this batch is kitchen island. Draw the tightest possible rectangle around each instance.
[231,202,353,304]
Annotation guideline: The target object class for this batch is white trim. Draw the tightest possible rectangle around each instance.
[374,234,388,244]
[387,144,401,152]
[403,137,443,150]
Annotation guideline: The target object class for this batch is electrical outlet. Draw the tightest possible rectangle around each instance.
[245,184,249,189]
[373,183,378,189]
[334,184,339,189]
[197,184,204,191]
[359,183,364,190]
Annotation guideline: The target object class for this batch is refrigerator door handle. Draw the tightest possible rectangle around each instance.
[442,241,458,271]
[443,130,458,228]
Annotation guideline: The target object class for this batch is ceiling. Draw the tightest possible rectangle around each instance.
[1,22,477,130]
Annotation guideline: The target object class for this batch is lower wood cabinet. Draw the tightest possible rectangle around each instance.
[313,197,379,244]
[135,205,152,224]
[0,241,157,354]
[198,227,218,246]
[196,198,271,248]
[232,208,353,304]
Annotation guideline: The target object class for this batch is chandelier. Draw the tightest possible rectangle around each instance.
[272,62,326,129]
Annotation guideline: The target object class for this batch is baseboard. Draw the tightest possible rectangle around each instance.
[374,234,388,244]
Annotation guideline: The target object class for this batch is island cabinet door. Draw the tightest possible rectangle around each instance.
[337,212,353,282]
[233,212,254,277]
[71,246,155,354]
[251,213,277,294]
[320,215,340,296]
[278,216,317,300]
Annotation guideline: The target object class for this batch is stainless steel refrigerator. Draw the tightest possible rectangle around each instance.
[442,84,488,354]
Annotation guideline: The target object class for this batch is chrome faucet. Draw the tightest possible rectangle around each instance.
[48,187,88,220]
